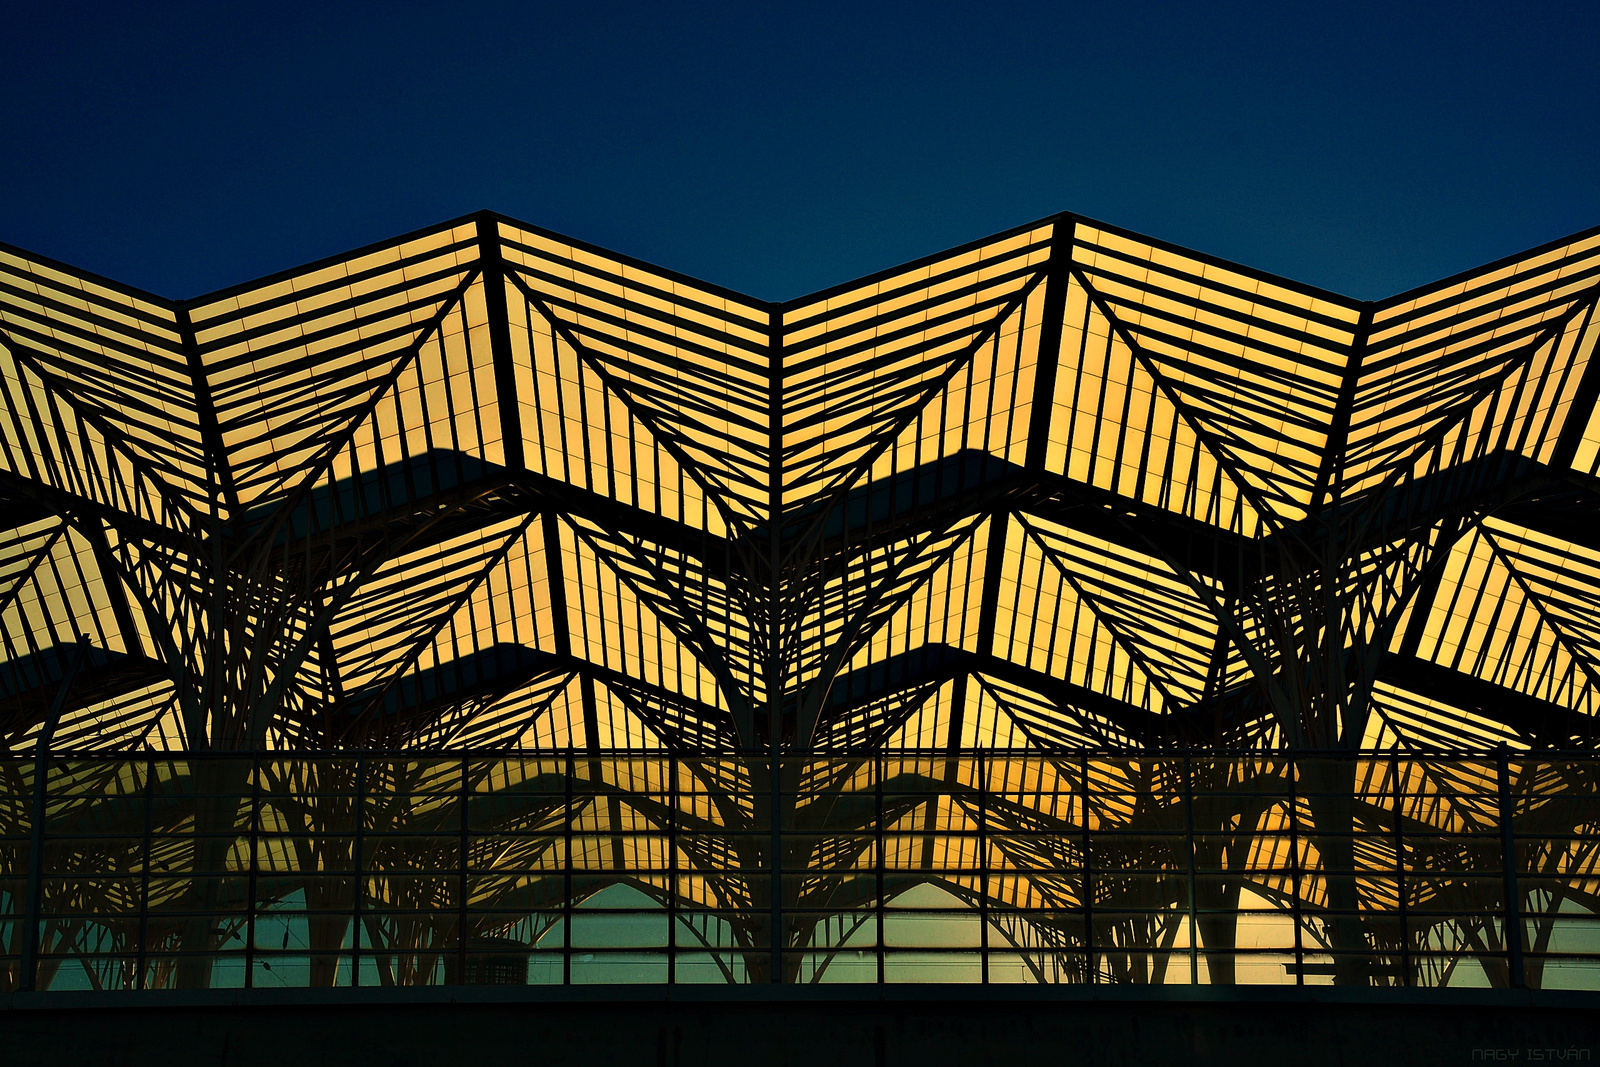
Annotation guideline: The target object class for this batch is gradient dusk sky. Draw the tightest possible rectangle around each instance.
[1,1,1595,301]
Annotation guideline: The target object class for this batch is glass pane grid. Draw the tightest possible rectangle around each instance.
[3,753,1595,991]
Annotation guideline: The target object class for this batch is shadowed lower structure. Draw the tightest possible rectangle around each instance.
[1,211,1599,991]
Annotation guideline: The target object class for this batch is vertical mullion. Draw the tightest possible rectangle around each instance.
[977,748,988,985]
[1289,754,1304,986]
[1082,752,1095,984]
[244,754,261,988]
[875,754,886,985]
[136,756,155,990]
[564,750,574,986]
[1391,751,1410,987]
[667,753,677,985]
[1184,753,1200,985]
[352,754,365,988]
[457,756,469,985]
[21,744,47,991]
[1497,745,1526,988]
[768,753,783,985]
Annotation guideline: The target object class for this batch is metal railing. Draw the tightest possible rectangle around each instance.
[1,750,1597,991]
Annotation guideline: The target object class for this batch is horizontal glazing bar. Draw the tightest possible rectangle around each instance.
[2,752,1596,992]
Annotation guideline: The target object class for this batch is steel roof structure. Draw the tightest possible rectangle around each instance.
[2,211,1599,758]
[3,211,1600,995]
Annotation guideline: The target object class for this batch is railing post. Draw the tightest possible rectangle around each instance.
[1496,745,1526,988]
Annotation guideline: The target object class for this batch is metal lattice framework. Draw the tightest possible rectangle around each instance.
[2,212,1600,993]
[3,210,1599,758]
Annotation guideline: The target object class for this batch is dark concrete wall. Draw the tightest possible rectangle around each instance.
[1,987,1595,1067]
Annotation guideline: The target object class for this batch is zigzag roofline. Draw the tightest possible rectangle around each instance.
[4,208,1597,315]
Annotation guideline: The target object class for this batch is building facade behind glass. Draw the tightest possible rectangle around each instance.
[1,211,1599,992]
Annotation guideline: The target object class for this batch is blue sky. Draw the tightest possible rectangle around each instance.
[1,1,1595,301]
